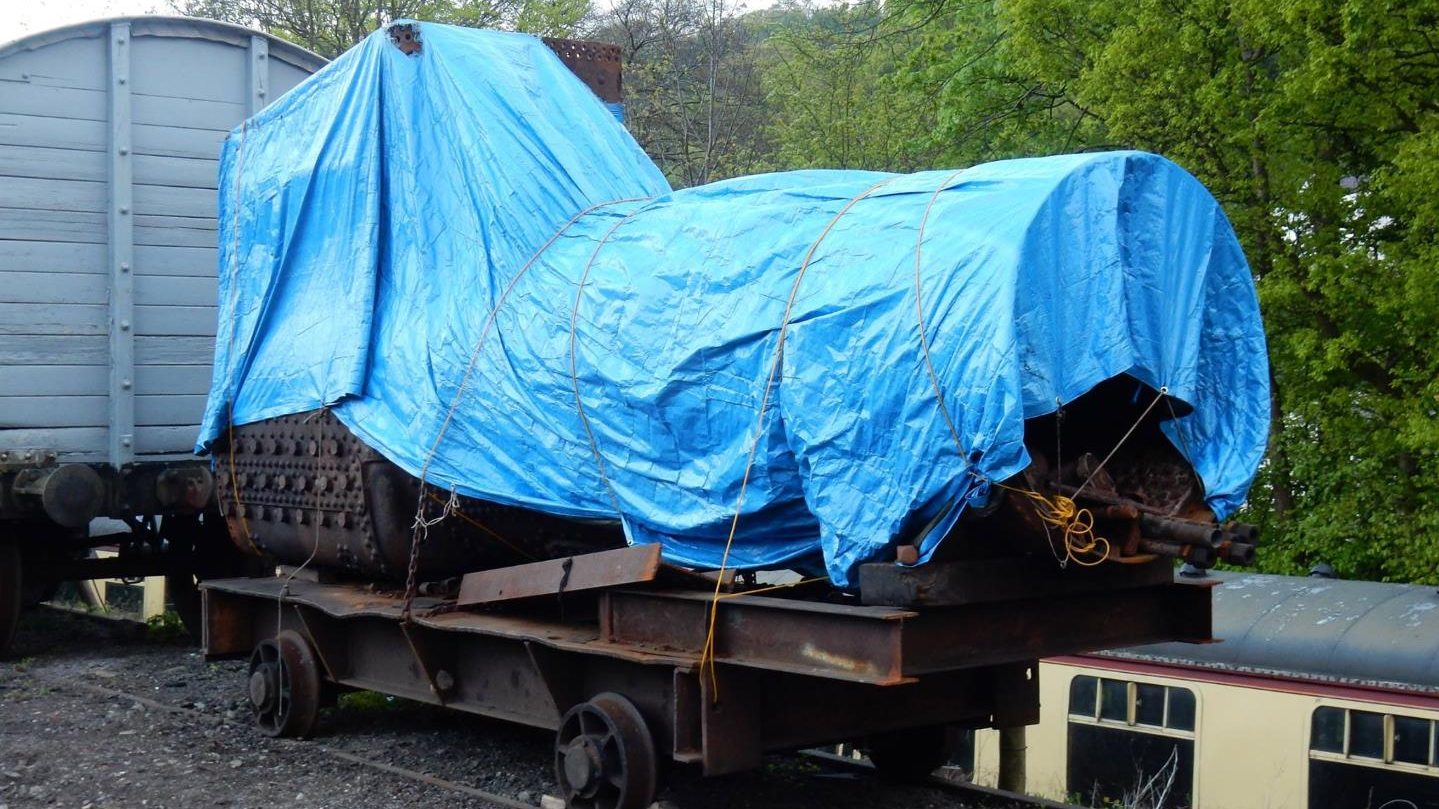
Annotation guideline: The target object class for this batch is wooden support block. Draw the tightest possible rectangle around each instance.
[457,544,663,606]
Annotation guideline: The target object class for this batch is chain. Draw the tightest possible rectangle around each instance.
[401,484,458,622]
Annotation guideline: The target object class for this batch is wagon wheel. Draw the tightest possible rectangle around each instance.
[865,724,956,783]
[247,629,322,738]
[0,540,21,659]
[554,692,658,809]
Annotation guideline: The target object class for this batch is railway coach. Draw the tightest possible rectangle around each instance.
[958,571,1439,809]
[0,17,326,653]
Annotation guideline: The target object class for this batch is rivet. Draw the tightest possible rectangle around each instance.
[120,262,130,272]
[118,77,126,85]
[118,147,129,155]
[119,206,129,214]
[120,437,132,447]
[120,320,130,330]
[257,90,267,97]
[121,379,132,389]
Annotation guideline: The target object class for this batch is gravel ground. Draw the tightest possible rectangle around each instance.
[0,608,994,809]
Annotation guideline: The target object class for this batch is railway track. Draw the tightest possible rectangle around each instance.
[1,608,1075,809]
[799,749,1075,809]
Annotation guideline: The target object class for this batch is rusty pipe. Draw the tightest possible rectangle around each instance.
[1139,539,1214,567]
[1219,541,1256,565]
[1138,513,1222,547]
[1223,521,1259,542]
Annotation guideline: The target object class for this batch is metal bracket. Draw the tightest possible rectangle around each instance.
[388,23,421,55]
[0,449,58,472]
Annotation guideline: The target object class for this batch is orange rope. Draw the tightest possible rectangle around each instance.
[426,491,538,562]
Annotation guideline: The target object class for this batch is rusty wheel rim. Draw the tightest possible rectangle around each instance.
[247,630,321,738]
[554,692,656,809]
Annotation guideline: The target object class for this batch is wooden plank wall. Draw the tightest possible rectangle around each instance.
[0,25,317,464]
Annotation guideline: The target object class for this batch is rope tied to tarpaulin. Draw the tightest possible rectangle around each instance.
[678,177,901,702]
[911,169,1172,568]
[398,196,654,621]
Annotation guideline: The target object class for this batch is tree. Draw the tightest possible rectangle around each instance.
[174,0,591,58]
[589,0,772,185]
[990,0,1439,582]
[758,0,934,172]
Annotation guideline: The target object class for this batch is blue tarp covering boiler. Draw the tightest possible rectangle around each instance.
[198,22,1270,587]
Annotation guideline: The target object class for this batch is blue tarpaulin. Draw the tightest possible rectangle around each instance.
[199,23,1270,587]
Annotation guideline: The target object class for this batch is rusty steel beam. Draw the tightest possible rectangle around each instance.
[601,589,914,685]
[857,555,1175,608]
[602,581,1214,684]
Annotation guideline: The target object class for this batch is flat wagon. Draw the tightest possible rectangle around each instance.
[203,542,1216,809]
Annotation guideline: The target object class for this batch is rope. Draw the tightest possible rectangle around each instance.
[277,408,327,631]
[993,482,1109,567]
[913,168,969,453]
[1073,386,1168,497]
[426,490,538,562]
[911,171,1171,568]
[221,121,260,556]
[567,207,652,517]
[397,196,650,621]
[697,178,897,699]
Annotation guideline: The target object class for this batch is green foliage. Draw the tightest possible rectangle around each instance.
[144,610,188,642]
[758,1,932,171]
[338,689,401,711]
[168,0,1437,583]
[173,0,591,58]
[927,0,1439,583]
[593,0,774,186]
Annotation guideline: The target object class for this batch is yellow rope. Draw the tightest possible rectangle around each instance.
[911,172,1173,569]
[222,121,260,556]
[697,178,898,700]
[425,490,538,562]
[993,483,1110,567]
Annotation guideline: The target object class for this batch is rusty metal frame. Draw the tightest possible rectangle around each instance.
[203,572,1208,777]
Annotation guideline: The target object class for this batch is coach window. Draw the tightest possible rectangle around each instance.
[1307,707,1439,809]
[1067,675,1196,807]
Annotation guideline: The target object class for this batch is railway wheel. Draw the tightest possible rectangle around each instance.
[865,724,956,783]
[554,692,657,809]
[0,541,20,659]
[248,629,322,738]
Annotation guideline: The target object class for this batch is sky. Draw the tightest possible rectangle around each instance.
[4,0,659,46]
[8,0,167,43]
